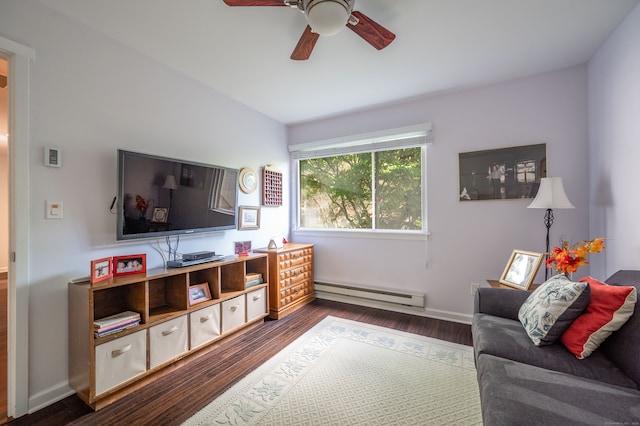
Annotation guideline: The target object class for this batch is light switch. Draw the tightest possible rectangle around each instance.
[46,201,63,219]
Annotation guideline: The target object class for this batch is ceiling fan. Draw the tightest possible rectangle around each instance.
[222,0,396,60]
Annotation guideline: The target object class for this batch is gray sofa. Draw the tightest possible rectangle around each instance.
[472,270,640,425]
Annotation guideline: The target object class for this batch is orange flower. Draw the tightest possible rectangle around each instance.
[546,238,605,275]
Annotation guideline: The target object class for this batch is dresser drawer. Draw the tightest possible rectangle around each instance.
[190,304,221,349]
[221,295,246,334]
[149,316,188,369]
[279,279,313,307]
[95,330,146,396]
[246,287,267,322]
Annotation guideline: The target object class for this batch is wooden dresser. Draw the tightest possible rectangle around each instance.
[256,243,314,319]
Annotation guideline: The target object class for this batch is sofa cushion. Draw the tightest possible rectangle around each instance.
[476,353,640,426]
[472,313,637,389]
[597,271,640,387]
[518,275,591,346]
[561,276,637,359]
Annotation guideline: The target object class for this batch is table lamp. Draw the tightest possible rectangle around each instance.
[527,177,575,280]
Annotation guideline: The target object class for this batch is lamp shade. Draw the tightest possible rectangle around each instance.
[306,0,351,36]
[527,177,575,209]
[163,175,178,190]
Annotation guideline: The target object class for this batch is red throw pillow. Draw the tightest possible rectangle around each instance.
[560,276,637,359]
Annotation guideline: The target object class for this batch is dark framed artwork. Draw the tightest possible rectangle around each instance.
[458,143,546,201]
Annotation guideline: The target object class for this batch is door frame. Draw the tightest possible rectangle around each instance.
[0,35,34,419]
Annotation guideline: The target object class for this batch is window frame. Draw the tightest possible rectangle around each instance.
[290,124,431,237]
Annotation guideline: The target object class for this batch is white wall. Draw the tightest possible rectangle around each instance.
[588,3,640,278]
[0,1,289,412]
[288,65,590,321]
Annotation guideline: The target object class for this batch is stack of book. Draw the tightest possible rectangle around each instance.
[94,310,141,338]
[245,273,264,288]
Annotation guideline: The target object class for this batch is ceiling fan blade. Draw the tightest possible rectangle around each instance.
[347,10,395,50]
[291,25,320,60]
[223,0,286,6]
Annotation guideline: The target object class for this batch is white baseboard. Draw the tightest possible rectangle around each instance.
[315,292,472,325]
[28,381,75,414]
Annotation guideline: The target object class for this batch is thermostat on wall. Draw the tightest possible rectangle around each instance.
[44,146,61,167]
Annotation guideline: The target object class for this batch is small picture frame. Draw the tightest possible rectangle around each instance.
[90,257,113,284]
[234,240,252,255]
[499,249,544,290]
[238,206,260,230]
[189,283,212,306]
[113,254,147,277]
[151,207,169,223]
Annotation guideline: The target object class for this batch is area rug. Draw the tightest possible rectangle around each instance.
[183,316,482,425]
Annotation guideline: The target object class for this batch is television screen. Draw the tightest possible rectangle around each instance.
[117,150,238,241]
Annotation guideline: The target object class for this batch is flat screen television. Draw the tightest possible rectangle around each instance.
[117,150,238,241]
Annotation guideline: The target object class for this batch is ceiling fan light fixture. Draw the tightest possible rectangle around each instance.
[305,0,352,36]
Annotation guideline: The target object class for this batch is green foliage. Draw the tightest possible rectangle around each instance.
[299,147,422,230]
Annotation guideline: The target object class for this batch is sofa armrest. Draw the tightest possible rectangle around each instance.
[474,287,530,321]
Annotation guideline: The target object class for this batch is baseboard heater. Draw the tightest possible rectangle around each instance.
[315,282,425,308]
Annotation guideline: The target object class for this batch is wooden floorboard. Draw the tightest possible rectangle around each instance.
[9,299,472,426]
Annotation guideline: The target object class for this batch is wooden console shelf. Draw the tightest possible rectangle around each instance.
[68,254,269,410]
[255,243,314,319]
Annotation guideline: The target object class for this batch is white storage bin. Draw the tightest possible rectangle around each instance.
[190,303,221,349]
[149,315,188,369]
[95,330,146,395]
[221,295,246,334]
[246,287,267,322]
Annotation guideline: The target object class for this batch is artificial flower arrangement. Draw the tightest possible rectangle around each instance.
[546,238,605,275]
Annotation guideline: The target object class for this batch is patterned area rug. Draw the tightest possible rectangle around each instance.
[183,316,482,426]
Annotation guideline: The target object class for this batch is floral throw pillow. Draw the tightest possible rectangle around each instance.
[518,275,591,346]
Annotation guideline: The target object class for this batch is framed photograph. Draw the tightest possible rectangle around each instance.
[189,283,211,306]
[150,207,169,223]
[238,206,260,230]
[499,249,544,290]
[113,254,147,277]
[458,143,546,201]
[234,240,252,255]
[90,257,113,284]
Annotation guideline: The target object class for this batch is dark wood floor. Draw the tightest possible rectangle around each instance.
[9,299,472,426]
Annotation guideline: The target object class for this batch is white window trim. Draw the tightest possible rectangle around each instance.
[290,123,432,235]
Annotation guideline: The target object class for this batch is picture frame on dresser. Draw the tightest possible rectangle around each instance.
[499,249,544,290]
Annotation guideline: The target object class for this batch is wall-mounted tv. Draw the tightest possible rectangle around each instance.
[117,150,238,241]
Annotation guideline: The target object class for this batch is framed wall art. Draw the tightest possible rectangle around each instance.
[113,254,147,277]
[238,206,260,230]
[262,166,283,206]
[499,249,544,290]
[459,143,546,201]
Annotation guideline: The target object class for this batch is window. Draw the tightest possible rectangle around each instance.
[291,125,431,232]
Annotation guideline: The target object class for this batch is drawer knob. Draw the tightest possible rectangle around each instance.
[230,304,240,312]
[200,314,213,323]
[111,344,132,358]
[162,326,179,336]
[253,294,261,301]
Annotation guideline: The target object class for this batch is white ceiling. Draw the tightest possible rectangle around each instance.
[38,0,639,125]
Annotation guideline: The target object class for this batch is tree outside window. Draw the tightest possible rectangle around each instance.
[299,147,423,231]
